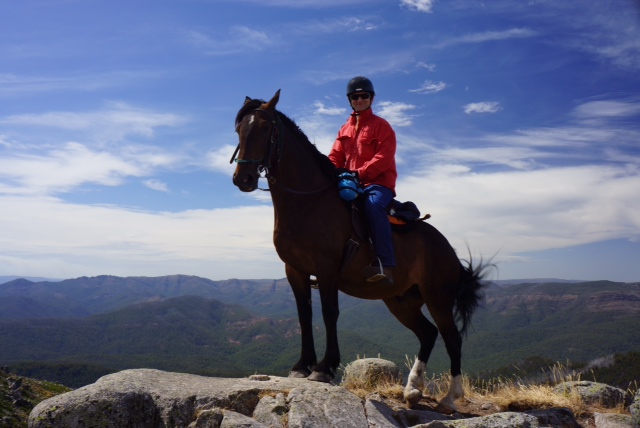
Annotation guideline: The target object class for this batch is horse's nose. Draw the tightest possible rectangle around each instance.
[233,171,256,192]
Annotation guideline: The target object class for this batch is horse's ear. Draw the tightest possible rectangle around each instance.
[243,96,252,106]
[264,89,281,111]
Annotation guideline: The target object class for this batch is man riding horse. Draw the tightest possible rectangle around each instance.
[329,76,397,285]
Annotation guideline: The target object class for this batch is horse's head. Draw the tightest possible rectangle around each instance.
[232,90,281,192]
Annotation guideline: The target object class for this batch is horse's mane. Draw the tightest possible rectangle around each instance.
[236,98,337,177]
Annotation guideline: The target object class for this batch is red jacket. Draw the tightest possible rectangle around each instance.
[329,108,397,193]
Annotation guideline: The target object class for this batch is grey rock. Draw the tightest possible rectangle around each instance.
[188,408,223,428]
[629,389,640,427]
[362,392,450,428]
[364,395,402,428]
[594,412,635,428]
[342,358,403,389]
[220,410,268,427]
[416,412,540,427]
[553,381,629,408]
[252,392,287,427]
[524,408,580,428]
[286,382,369,428]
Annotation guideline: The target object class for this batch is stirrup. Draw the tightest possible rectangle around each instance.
[366,258,387,282]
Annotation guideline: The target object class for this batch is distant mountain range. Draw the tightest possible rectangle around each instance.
[0,275,638,388]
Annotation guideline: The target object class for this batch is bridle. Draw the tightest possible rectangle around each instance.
[230,108,336,195]
[230,108,283,180]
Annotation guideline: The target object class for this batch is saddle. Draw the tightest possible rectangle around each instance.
[348,198,429,240]
[387,199,430,226]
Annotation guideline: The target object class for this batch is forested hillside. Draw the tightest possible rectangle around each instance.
[1,275,638,388]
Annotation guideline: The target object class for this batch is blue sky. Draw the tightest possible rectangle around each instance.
[1,0,639,282]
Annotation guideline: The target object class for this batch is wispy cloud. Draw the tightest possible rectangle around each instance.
[408,80,448,94]
[463,102,503,114]
[416,61,436,72]
[187,26,276,55]
[225,0,372,7]
[0,71,165,95]
[0,102,187,142]
[469,2,640,71]
[297,17,382,34]
[435,28,537,49]
[400,0,436,13]
[428,146,540,170]
[552,3,640,71]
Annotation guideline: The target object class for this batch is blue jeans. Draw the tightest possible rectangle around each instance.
[363,185,396,267]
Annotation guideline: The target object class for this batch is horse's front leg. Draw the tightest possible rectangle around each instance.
[308,276,340,383]
[286,265,317,378]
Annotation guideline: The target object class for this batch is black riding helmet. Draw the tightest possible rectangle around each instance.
[346,76,375,96]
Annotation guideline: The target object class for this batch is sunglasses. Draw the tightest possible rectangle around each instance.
[349,93,371,101]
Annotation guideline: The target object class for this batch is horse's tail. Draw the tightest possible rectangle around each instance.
[454,255,492,336]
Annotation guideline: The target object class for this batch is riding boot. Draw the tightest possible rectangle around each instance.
[364,257,394,284]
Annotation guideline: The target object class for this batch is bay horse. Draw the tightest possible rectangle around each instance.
[231,90,488,413]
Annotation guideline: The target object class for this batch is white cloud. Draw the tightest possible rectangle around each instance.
[408,80,448,94]
[572,100,640,120]
[0,140,183,197]
[0,143,146,196]
[376,101,417,127]
[314,101,346,116]
[398,163,640,261]
[207,144,242,175]
[463,101,503,114]
[400,0,436,13]
[143,179,169,192]
[0,197,282,280]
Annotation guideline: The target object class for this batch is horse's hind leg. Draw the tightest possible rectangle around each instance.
[383,287,438,407]
[286,265,317,378]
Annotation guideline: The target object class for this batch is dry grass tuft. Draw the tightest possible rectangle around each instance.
[341,358,633,419]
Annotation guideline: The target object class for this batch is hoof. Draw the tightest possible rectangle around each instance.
[435,401,456,415]
[307,371,333,383]
[288,369,310,379]
[403,388,422,407]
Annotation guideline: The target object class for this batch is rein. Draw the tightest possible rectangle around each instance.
[231,108,337,195]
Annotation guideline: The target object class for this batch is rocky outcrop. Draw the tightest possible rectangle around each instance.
[29,357,640,428]
[28,368,594,428]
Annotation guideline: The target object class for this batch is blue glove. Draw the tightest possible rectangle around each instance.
[337,172,362,201]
